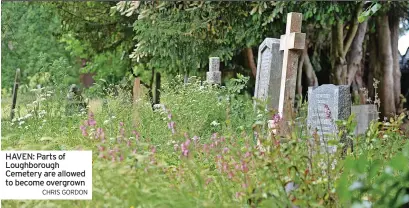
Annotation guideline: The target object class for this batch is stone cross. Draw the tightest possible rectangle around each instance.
[206,57,221,84]
[10,68,21,120]
[278,12,306,122]
[254,38,283,111]
[307,84,351,153]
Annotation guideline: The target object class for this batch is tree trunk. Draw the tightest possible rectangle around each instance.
[303,49,318,87]
[330,2,364,85]
[389,13,402,113]
[347,20,368,86]
[367,32,378,100]
[376,15,396,118]
[244,47,257,77]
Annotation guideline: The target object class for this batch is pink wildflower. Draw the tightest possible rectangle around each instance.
[205,178,213,185]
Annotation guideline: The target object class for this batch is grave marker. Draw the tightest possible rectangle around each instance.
[351,104,378,135]
[307,84,351,153]
[206,57,221,84]
[254,38,283,110]
[133,77,141,102]
[10,68,21,120]
[278,12,306,122]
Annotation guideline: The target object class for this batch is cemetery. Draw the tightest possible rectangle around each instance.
[2,1,409,207]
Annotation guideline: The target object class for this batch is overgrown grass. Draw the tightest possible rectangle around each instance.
[2,77,409,208]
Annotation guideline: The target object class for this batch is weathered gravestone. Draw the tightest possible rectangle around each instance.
[351,104,378,135]
[206,57,221,85]
[254,38,283,111]
[10,68,21,120]
[133,77,141,102]
[307,84,351,153]
[65,84,87,115]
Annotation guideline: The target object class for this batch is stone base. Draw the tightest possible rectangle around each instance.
[206,71,221,84]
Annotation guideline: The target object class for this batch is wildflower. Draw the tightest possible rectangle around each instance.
[181,140,190,157]
[223,147,229,154]
[97,145,104,152]
[242,183,248,189]
[87,112,96,127]
[241,161,248,173]
[222,162,228,172]
[235,192,244,198]
[205,178,213,185]
[151,146,156,154]
[202,144,209,153]
[244,152,251,158]
[228,171,234,179]
[210,120,220,127]
[119,122,124,126]
[168,113,172,120]
[80,125,88,136]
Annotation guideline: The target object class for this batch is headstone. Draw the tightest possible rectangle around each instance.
[133,77,141,102]
[66,84,87,115]
[278,12,306,122]
[206,57,221,84]
[10,68,21,120]
[253,38,283,110]
[351,104,378,135]
[307,84,351,153]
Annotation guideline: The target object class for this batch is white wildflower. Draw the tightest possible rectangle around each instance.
[210,120,220,127]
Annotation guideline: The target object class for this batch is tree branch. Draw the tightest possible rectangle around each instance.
[342,1,364,58]
[336,18,344,57]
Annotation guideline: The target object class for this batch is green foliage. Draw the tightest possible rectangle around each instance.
[1,2,75,89]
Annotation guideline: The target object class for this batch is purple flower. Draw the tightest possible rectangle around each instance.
[273,113,281,123]
[87,112,96,126]
[223,147,229,154]
[241,161,248,173]
[80,125,88,136]
[244,152,251,158]
[151,146,156,154]
[119,122,124,127]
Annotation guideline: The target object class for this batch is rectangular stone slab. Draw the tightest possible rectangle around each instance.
[254,38,283,111]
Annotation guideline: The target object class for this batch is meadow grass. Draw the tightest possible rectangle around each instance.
[1,79,409,208]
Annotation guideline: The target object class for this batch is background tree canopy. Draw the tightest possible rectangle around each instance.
[2,1,409,117]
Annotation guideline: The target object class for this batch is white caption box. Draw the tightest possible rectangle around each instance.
[0,151,92,200]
